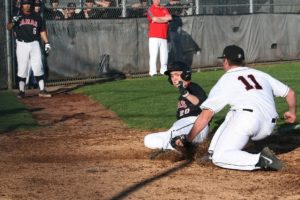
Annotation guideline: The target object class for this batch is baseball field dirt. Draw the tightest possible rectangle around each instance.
[0,90,299,200]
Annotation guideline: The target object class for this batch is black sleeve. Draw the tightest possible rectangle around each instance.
[187,82,207,106]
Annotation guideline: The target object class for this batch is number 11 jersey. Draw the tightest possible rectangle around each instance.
[200,67,289,120]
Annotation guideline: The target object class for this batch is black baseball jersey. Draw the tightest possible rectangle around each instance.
[176,82,207,119]
[14,11,46,42]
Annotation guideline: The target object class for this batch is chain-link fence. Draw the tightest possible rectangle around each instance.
[0,1,8,89]
[12,0,300,20]
[3,0,300,88]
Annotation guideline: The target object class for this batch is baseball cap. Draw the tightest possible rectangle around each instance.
[67,2,76,8]
[50,0,59,3]
[218,45,245,61]
[34,0,41,6]
[21,0,33,5]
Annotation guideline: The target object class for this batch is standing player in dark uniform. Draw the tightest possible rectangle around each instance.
[144,61,209,151]
[7,0,52,98]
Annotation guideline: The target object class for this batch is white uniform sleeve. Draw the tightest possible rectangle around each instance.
[267,74,290,97]
[200,79,228,113]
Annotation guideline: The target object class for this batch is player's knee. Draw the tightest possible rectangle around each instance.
[211,150,223,165]
[18,76,26,83]
[34,75,44,82]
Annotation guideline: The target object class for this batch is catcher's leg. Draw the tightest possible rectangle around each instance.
[211,111,261,170]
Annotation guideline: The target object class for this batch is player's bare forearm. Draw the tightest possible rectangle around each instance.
[40,31,49,44]
[185,94,200,106]
[186,109,213,142]
[284,88,297,123]
[152,15,172,23]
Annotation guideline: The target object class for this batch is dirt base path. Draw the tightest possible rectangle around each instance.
[0,89,299,200]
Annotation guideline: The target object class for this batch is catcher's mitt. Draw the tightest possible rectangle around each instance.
[170,135,197,160]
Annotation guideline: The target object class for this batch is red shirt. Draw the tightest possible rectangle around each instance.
[147,5,170,39]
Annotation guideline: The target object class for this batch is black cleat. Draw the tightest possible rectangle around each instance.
[17,91,25,99]
[257,147,283,171]
[38,90,52,98]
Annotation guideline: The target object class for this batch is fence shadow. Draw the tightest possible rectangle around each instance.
[109,159,193,200]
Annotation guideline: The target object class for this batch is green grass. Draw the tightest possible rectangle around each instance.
[0,91,38,133]
[0,62,299,133]
[76,62,300,131]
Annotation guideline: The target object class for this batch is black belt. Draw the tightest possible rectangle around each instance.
[242,108,253,112]
[17,39,35,43]
[238,108,276,123]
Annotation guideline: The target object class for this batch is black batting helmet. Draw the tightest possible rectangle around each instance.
[165,61,192,84]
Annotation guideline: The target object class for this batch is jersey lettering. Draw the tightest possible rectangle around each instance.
[238,74,263,90]
[20,19,38,27]
[177,100,187,109]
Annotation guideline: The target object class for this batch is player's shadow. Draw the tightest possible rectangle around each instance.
[246,123,300,154]
[109,160,192,200]
[167,15,201,67]
[210,118,300,155]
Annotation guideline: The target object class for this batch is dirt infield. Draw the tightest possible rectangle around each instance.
[0,90,299,200]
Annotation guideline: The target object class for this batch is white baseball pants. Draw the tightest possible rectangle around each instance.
[148,37,168,76]
[208,110,276,171]
[16,40,44,78]
[144,116,209,150]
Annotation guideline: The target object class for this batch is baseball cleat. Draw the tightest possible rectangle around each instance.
[258,147,283,171]
[38,90,52,98]
[17,91,25,99]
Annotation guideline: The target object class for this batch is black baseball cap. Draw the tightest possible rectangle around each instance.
[67,2,76,8]
[21,0,33,5]
[218,45,245,61]
[50,0,59,3]
[34,0,41,6]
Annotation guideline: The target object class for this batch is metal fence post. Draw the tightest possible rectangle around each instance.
[122,0,127,17]
[195,0,200,15]
[249,0,253,13]
[5,0,13,90]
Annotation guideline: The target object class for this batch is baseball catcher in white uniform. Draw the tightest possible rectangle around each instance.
[7,0,52,98]
[144,61,209,159]
[173,45,297,171]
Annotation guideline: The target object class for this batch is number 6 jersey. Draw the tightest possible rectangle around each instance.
[14,12,46,42]
[201,67,289,120]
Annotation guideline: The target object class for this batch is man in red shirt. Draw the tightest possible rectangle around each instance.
[147,0,172,76]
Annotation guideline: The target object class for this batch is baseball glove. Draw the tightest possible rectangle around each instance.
[170,135,197,160]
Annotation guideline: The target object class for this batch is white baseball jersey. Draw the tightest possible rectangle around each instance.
[201,67,289,121]
[201,67,289,170]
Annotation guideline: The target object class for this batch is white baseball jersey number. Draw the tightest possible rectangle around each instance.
[238,74,263,90]
[180,108,190,117]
